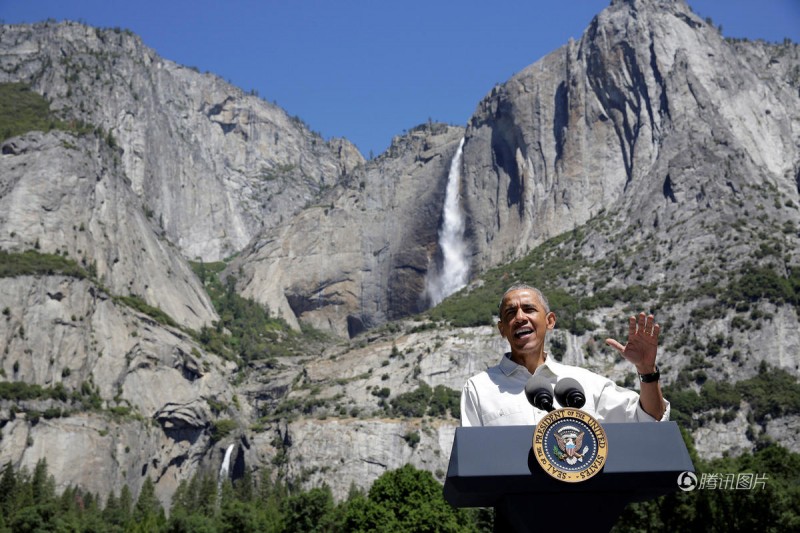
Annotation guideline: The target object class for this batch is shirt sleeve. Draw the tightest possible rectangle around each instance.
[596,380,671,422]
[460,380,483,427]
[635,397,671,422]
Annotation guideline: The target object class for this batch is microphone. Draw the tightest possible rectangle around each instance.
[554,377,586,409]
[524,375,554,412]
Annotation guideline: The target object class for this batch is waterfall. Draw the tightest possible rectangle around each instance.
[217,444,234,497]
[426,138,468,306]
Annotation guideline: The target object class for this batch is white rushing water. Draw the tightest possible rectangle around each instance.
[426,138,469,306]
[217,444,234,495]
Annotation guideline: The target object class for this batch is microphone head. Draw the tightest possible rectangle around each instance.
[524,375,554,412]
[554,377,586,409]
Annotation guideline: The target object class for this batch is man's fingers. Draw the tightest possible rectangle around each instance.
[605,338,625,352]
[643,315,658,337]
[632,312,660,337]
[637,312,647,334]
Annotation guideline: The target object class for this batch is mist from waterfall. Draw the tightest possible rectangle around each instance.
[426,138,468,306]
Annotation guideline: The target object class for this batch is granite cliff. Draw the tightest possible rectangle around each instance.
[231,123,465,337]
[1,0,799,508]
[0,20,363,263]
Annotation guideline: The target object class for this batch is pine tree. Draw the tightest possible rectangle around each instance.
[0,462,17,517]
[257,469,286,529]
[196,472,218,517]
[102,490,123,528]
[232,469,255,503]
[169,479,192,516]
[132,477,165,530]
[118,484,133,524]
[31,458,55,505]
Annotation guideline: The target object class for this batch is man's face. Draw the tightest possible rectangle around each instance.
[497,289,556,357]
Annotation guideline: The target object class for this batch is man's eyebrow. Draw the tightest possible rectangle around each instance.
[504,302,537,312]
[502,303,536,313]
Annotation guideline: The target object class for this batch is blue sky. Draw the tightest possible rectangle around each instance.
[2,1,798,158]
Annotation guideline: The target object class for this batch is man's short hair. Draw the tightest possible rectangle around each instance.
[498,284,550,315]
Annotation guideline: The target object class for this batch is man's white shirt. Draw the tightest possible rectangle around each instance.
[460,353,670,427]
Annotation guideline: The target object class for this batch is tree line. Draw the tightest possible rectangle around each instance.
[1,439,798,532]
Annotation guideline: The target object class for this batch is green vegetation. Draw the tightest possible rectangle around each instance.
[0,378,120,418]
[665,363,800,430]
[0,250,88,279]
[614,442,800,532]
[723,263,800,309]
[114,294,178,328]
[260,395,331,423]
[425,224,657,332]
[259,163,297,182]
[426,211,799,334]
[0,461,489,532]
[0,381,69,402]
[1,446,797,532]
[689,263,800,322]
[209,419,238,443]
[0,250,313,368]
[433,249,800,332]
[0,250,180,331]
[737,364,800,422]
[403,430,421,448]
[0,82,92,142]
[190,260,328,364]
[389,382,460,419]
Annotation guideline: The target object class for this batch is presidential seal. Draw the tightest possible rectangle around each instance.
[532,408,608,482]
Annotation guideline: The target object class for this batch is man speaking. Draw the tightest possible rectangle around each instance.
[460,284,669,426]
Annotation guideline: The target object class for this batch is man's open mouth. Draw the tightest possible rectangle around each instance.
[514,328,533,339]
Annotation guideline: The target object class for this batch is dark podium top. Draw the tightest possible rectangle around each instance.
[444,421,694,508]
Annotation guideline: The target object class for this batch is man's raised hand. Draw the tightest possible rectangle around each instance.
[605,312,659,374]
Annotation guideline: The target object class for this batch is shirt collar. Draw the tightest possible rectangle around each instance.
[498,352,523,376]
[538,355,565,376]
[499,352,563,377]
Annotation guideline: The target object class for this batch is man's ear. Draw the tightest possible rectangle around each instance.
[546,312,557,330]
[497,320,506,337]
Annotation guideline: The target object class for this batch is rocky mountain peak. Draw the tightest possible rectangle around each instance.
[461,0,799,275]
[1,20,364,262]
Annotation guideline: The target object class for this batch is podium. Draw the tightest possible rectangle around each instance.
[444,422,694,532]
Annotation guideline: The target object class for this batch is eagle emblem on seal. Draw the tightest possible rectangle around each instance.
[553,425,590,465]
